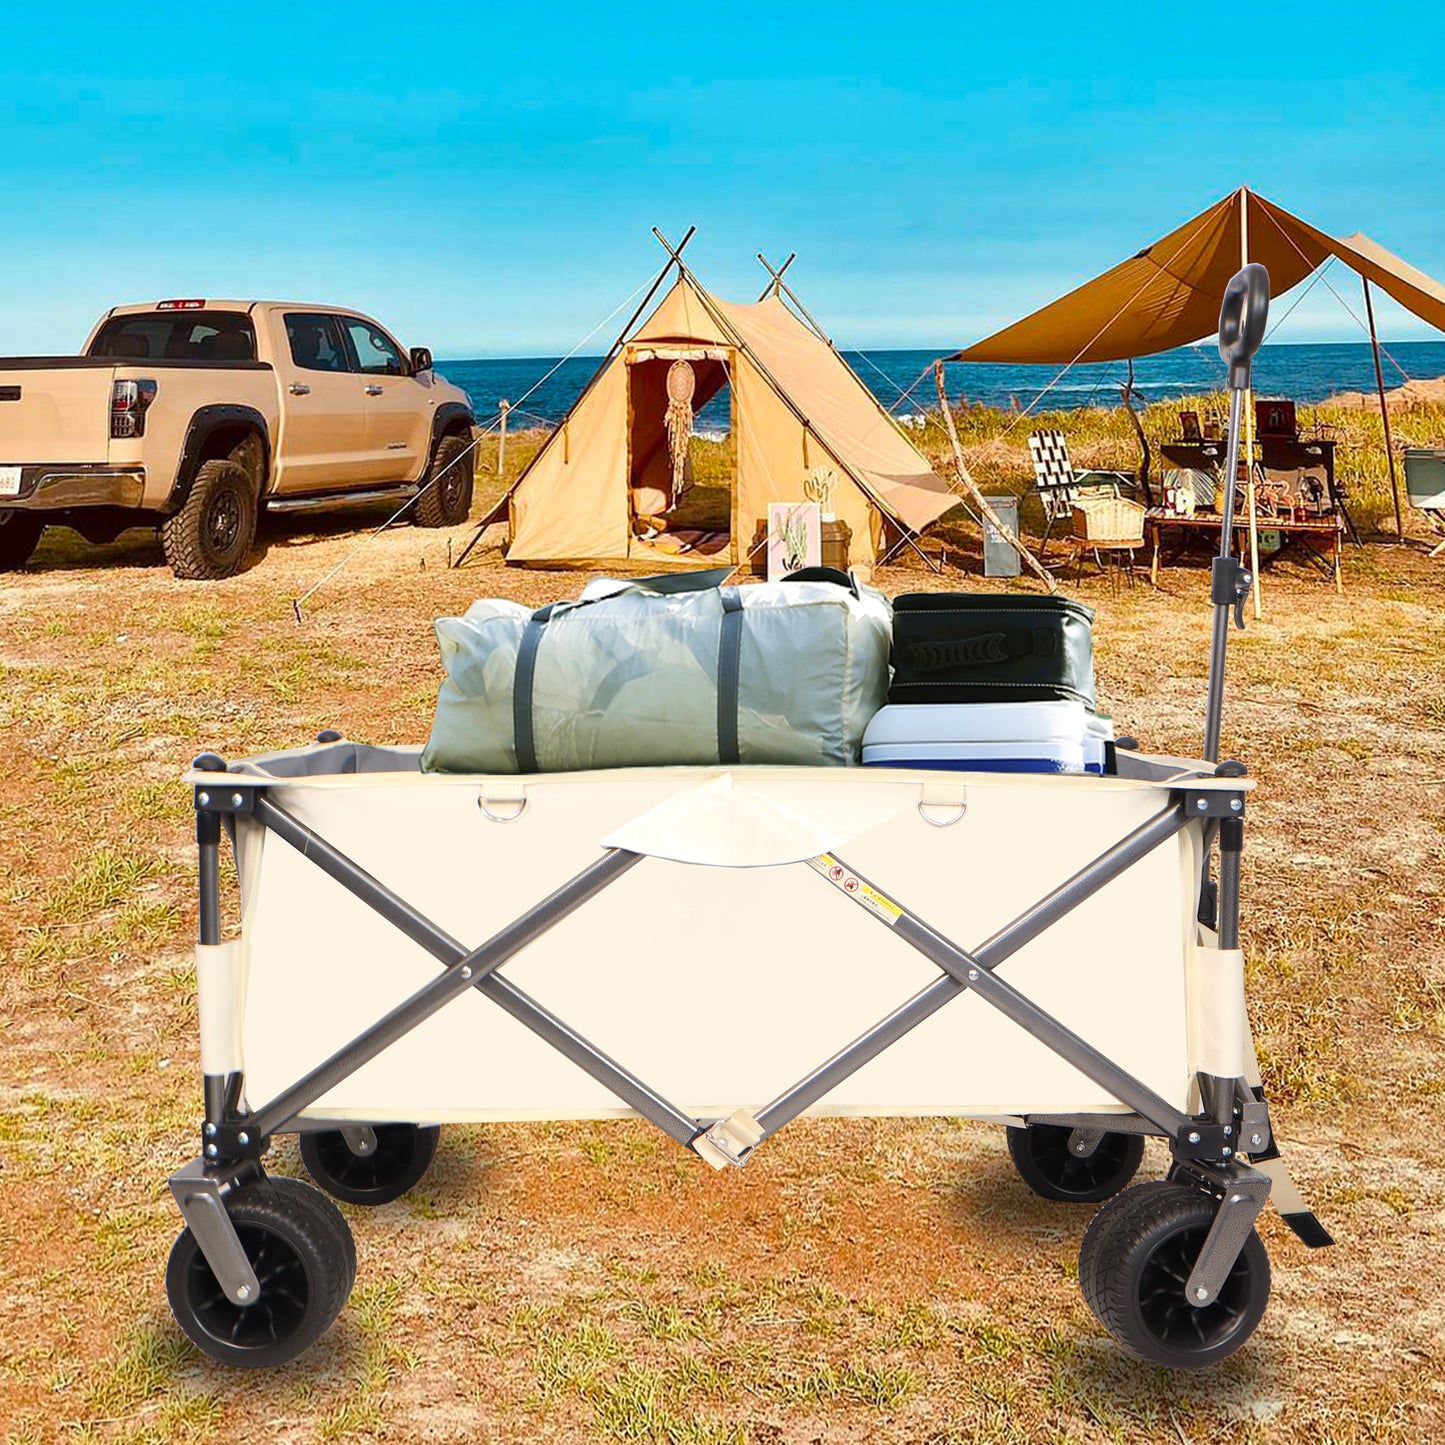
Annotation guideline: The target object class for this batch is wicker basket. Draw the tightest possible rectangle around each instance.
[1071,496,1146,546]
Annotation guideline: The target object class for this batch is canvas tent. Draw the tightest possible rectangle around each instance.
[480,253,957,570]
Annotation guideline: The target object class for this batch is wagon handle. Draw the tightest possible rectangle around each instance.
[1203,265,1270,764]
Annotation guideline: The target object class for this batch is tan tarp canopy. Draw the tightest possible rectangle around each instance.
[498,267,957,568]
[951,187,1445,365]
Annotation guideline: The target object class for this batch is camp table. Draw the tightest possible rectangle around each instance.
[160,265,1330,1371]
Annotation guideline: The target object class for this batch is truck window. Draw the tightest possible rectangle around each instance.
[285,314,351,373]
[342,319,408,376]
[91,313,257,362]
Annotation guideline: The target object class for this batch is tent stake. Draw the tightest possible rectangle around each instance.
[1363,278,1405,539]
[933,363,1057,593]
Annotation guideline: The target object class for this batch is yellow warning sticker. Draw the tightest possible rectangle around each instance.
[807,854,903,927]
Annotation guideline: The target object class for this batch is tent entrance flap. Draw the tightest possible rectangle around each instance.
[628,355,734,559]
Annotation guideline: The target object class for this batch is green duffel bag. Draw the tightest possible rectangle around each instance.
[422,567,892,774]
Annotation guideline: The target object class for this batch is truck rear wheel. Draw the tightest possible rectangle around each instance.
[413,432,474,528]
[0,510,44,571]
[162,458,257,580]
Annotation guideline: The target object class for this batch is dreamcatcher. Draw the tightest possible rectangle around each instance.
[664,360,696,504]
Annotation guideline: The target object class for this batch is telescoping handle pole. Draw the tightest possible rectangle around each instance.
[1203,264,1270,763]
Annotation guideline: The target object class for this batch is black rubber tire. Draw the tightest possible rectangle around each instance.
[161,457,257,580]
[1006,1123,1145,1203]
[0,510,44,571]
[165,1175,356,1368]
[1078,1180,1271,1369]
[299,1123,440,1206]
[413,432,474,527]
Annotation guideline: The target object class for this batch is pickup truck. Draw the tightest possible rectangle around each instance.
[0,300,476,579]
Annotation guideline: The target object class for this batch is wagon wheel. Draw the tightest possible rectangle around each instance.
[300,1123,440,1206]
[165,1176,355,1368]
[1006,1123,1145,1203]
[1077,1180,1271,1369]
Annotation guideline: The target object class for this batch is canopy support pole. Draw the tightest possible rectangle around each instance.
[1363,278,1406,539]
[933,363,1057,593]
[1240,191,1263,620]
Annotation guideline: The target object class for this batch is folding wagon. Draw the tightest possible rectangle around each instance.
[160,265,1330,1370]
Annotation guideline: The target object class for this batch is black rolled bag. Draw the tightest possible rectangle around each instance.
[887,593,1096,708]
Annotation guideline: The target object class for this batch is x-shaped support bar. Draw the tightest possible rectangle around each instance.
[227,792,1199,1168]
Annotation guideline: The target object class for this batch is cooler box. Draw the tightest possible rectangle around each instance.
[862,702,1114,775]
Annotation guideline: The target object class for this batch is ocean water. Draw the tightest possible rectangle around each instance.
[437,340,1445,435]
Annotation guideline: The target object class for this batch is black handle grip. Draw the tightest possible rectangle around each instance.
[1218,263,1270,391]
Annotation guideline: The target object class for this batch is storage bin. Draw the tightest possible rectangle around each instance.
[888,594,1096,708]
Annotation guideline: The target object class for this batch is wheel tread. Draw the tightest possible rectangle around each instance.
[166,1173,355,1366]
[161,457,256,580]
[1078,1179,1270,1368]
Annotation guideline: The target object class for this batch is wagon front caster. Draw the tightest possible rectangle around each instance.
[166,1175,356,1368]
[1007,1122,1145,1203]
[1078,1180,1270,1369]
[300,1123,440,1206]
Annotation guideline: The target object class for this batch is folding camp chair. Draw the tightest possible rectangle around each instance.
[1027,430,1138,564]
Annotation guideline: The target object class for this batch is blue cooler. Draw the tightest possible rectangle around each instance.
[861,701,1113,774]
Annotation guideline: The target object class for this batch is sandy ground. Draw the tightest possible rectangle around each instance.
[1326,376,1445,411]
[1,503,1443,1444]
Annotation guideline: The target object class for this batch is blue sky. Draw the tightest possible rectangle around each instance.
[2,2,1443,358]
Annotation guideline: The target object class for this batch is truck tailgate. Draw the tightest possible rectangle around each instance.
[0,363,116,463]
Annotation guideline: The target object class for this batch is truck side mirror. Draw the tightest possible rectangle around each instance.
[410,346,434,375]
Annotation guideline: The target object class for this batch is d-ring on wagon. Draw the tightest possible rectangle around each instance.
[162,267,1330,1370]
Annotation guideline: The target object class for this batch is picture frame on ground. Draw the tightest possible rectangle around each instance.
[767,502,822,580]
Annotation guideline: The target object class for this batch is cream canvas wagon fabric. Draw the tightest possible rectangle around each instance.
[223,759,1210,1125]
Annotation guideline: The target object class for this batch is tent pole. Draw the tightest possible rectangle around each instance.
[1240,189,1263,619]
[1363,277,1405,539]
[755,252,796,302]
[934,364,1057,593]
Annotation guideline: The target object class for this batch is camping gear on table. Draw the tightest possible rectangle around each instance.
[159,267,1330,1375]
[422,567,891,774]
[862,701,1113,775]
[887,592,1095,708]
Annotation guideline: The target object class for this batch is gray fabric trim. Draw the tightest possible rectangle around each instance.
[513,602,558,774]
[717,587,744,764]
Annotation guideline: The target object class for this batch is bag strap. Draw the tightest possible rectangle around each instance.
[512,602,559,774]
[512,569,738,773]
[716,586,744,764]
[782,565,859,597]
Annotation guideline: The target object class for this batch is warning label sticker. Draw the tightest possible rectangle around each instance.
[807,854,903,927]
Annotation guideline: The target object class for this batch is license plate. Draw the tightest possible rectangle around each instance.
[0,466,22,497]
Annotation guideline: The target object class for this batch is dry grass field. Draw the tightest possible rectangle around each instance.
[2,415,1443,1443]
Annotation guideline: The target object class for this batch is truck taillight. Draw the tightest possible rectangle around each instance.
[111,379,158,439]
